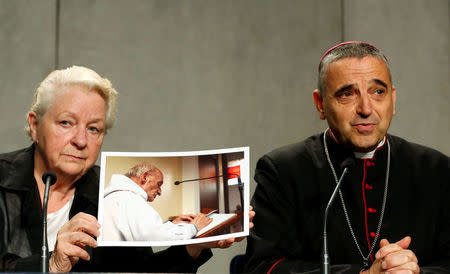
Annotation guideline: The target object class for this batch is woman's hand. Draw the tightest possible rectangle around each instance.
[185,206,255,259]
[49,212,100,272]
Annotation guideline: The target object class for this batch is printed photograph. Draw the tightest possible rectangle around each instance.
[97,147,249,246]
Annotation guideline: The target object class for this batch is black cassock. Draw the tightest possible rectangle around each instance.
[245,132,449,273]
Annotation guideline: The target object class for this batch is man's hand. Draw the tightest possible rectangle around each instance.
[172,214,196,224]
[49,213,100,272]
[361,236,420,274]
[191,213,212,231]
[185,206,255,259]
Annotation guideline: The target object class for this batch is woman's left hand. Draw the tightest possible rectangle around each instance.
[49,212,100,272]
[185,206,255,258]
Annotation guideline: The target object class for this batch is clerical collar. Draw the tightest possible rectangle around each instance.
[328,129,386,159]
[354,136,386,159]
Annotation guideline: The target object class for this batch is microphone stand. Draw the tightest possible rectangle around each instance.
[236,176,244,214]
[321,167,349,274]
[41,171,57,273]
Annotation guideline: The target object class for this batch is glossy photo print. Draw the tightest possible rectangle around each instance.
[97,147,249,247]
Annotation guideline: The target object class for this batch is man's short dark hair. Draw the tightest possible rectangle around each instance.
[318,42,392,95]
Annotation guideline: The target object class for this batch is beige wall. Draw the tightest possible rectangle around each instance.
[181,156,201,214]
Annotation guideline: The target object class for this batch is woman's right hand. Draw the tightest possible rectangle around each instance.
[49,212,100,272]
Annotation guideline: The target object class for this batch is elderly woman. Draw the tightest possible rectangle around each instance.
[0,66,252,272]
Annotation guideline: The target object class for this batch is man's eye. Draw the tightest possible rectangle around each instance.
[60,121,70,126]
[338,91,353,98]
[375,89,385,95]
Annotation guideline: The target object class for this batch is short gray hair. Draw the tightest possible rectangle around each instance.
[318,42,391,95]
[25,65,118,136]
[125,163,161,178]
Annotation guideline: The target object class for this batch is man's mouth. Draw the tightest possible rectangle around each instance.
[353,123,375,133]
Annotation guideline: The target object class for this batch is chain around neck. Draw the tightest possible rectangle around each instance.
[323,128,390,269]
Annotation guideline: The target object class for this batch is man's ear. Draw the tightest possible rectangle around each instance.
[138,172,148,186]
[392,86,396,115]
[313,89,326,120]
[27,112,39,142]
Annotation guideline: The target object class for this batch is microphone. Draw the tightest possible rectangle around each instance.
[41,171,57,273]
[174,174,245,215]
[174,174,241,185]
[321,158,354,274]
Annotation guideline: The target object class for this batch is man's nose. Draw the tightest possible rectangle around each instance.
[71,127,88,149]
[356,92,373,117]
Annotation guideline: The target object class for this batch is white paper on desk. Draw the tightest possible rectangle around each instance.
[97,146,250,247]
[196,213,237,236]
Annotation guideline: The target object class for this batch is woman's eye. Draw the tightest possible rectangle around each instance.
[60,120,70,126]
[89,127,99,133]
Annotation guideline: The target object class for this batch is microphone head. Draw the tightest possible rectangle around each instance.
[340,158,355,170]
[174,181,181,185]
[42,171,57,185]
